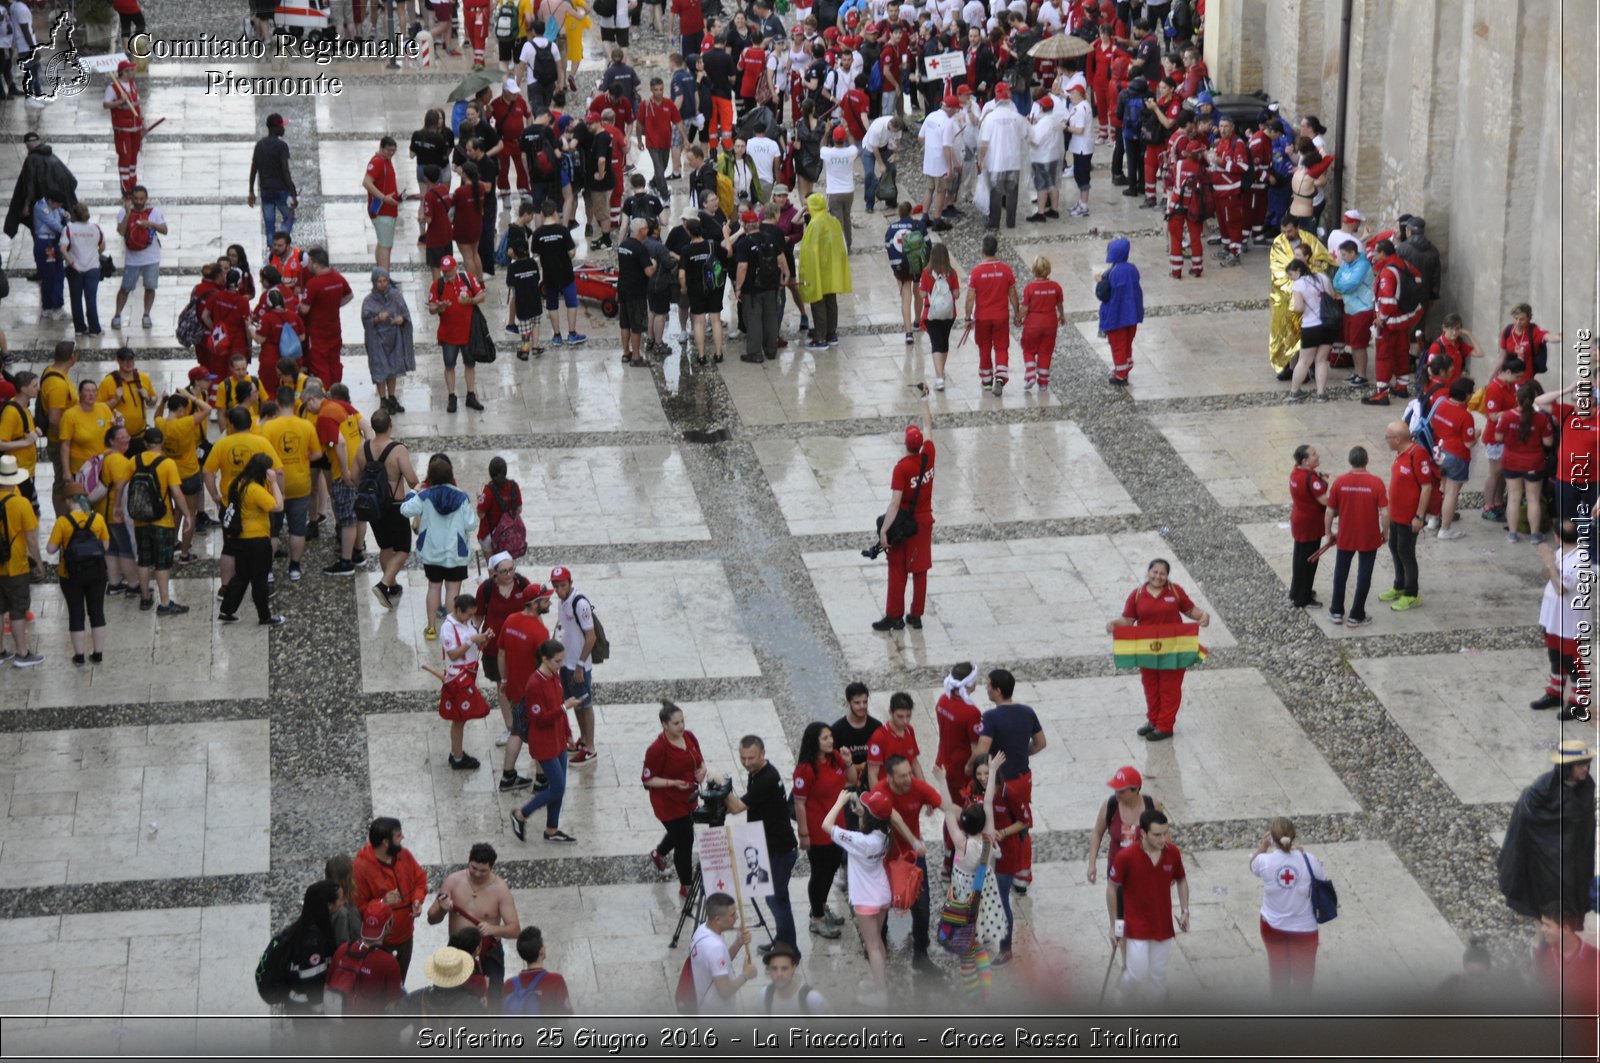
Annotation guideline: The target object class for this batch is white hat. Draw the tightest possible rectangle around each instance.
[488,551,514,571]
[503,78,519,93]
[1342,209,1364,223]
[0,455,29,487]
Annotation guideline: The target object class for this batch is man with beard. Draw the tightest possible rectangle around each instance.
[353,816,430,978]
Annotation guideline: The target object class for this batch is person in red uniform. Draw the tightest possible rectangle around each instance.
[297,248,353,387]
[1323,446,1388,627]
[326,902,407,1014]
[1423,313,1477,390]
[1142,78,1182,206]
[1534,905,1600,1060]
[870,754,944,968]
[965,234,1019,394]
[1486,383,1554,543]
[866,691,924,790]
[934,662,982,870]
[1430,377,1478,538]
[1088,25,1121,143]
[838,80,871,144]
[792,720,855,939]
[462,0,492,69]
[251,264,300,327]
[202,268,252,377]
[1537,379,1600,557]
[737,35,768,113]
[473,554,534,757]
[492,81,533,196]
[873,410,936,632]
[643,701,707,897]
[509,639,581,843]
[1165,139,1206,279]
[1494,303,1561,385]
[503,927,574,1014]
[249,289,304,400]
[104,61,144,195]
[267,234,306,293]
[962,754,1026,962]
[1362,239,1424,405]
[1017,255,1065,392]
[1245,117,1274,244]
[1106,558,1212,740]
[637,79,684,200]
[362,137,403,272]
[186,265,224,377]
[1208,117,1248,265]
[1288,444,1329,609]
[1382,420,1436,611]
[1107,809,1189,1004]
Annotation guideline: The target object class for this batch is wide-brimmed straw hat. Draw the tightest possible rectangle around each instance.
[1551,740,1595,765]
[423,946,475,988]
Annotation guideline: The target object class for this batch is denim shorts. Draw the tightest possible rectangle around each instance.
[560,664,593,710]
[107,523,135,559]
[1031,161,1061,191]
[120,262,160,292]
[270,495,310,537]
[1438,452,1470,483]
[441,343,475,370]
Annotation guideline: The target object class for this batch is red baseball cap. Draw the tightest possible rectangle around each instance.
[956,85,973,96]
[1107,765,1143,790]
[860,790,893,820]
[904,424,923,450]
[994,83,1011,100]
[1037,95,1055,110]
[550,566,572,582]
[117,59,135,73]
[360,900,392,939]
[942,93,960,109]
[740,209,761,224]
[832,126,847,143]
[440,254,458,272]
[187,366,217,384]
[585,110,603,123]
[790,25,805,36]
[522,582,555,605]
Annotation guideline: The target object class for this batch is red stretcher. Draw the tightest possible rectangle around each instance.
[574,264,619,319]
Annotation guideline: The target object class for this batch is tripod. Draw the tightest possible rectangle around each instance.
[669,862,775,948]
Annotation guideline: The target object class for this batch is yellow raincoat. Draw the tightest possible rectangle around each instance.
[798,192,851,305]
[1269,229,1334,372]
[564,0,590,64]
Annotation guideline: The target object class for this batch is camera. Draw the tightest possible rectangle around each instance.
[693,777,734,827]
[861,541,884,560]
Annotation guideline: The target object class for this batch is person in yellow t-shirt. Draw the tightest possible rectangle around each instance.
[0,372,42,515]
[97,349,157,445]
[37,341,77,517]
[303,382,370,576]
[0,457,45,665]
[57,380,118,478]
[44,483,111,664]
[204,407,283,591]
[218,355,262,419]
[218,452,285,626]
[92,424,140,597]
[257,399,320,582]
[155,387,214,562]
[126,425,190,614]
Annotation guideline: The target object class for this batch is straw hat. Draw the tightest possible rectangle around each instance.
[422,946,476,988]
[0,455,29,486]
[1550,740,1595,765]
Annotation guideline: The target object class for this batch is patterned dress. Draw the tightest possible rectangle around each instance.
[949,835,1005,948]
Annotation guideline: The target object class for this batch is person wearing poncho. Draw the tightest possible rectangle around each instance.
[797,192,851,348]
[1105,558,1211,742]
[1498,740,1596,920]
[1096,237,1144,385]
[1268,217,1334,377]
[361,268,416,414]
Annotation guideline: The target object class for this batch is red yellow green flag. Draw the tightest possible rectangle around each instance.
[1113,623,1207,671]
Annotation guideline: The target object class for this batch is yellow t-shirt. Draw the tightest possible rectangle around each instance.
[203,430,282,502]
[38,368,73,446]
[97,371,155,437]
[156,414,205,479]
[98,451,133,525]
[0,400,38,474]
[237,481,276,539]
[128,452,183,529]
[46,511,109,580]
[257,415,319,500]
[0,489,39,576]
[218,375,262,417]
[58,402,115,476]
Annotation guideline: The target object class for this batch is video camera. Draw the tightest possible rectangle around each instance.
[692,777,734,828]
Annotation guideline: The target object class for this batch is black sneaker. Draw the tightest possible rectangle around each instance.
[350,550,367,566]
[156,602,190,616]
[1137,723,1155,736]
[906,615,922,629]
[870,615,905,631]
[447,393,458,413]
[449,753,481,771]
[1530,693,1563,711]
[324,560,356,577]
[499,774,533,792]
[510,813,527,841]
[139,596,155,612]
[260,615,287,626]
[543,829,577,843]
[465,392,484,411]
[218,613,241,624]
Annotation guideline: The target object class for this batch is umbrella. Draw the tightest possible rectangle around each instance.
[447,70,502,102]
[1029,34,1091,60]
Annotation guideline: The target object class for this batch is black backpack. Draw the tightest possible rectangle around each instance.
[32,368,65,438]
[752,231,782,290]
[254,924,298,1005]
[221,480,246,539]
[63,512,108,583]
[353,441,401,524]
[760,982,817,1014]
[531,39,559,88]
[1390,260,1423,318]
[125,452,168,524]
[523,127,559,178]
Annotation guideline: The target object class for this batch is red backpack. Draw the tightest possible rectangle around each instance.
[125,208,154,252]
[674,955,700,1014]
[323,942,378,1014]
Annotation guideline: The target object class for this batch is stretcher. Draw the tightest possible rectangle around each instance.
[574,264,619,319]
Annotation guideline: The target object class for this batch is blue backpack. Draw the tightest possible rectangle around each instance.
[277,321,303,360]
[503,971,547,1015]
[867,60,883,94]
[1122,96,1146,140]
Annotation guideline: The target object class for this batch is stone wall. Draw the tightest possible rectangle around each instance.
[1207,0,1596,377]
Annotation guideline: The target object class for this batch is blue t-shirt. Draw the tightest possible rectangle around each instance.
[883,217,925,270]
[671,69,698,123]
[978,702,1042,781]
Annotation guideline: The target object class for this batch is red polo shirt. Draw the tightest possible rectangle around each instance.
[867,722,920,772]
[969,259,1015,321]
[521,667,572,761]
[1327,470,1387,551]
[638,97,682,150]
[1121,582,1196,625]
[738,46,768,97]
[933,692,981,779]
[870,776,943,850]
[1388,443,1436,524]
[1109,842,1186,941]
[498,611,550,698]
[642,732,704,821]
[792,751,851,847]
[1288,466,1328,541]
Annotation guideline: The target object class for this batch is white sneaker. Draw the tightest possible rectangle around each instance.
[1424,516,1439,531]
[933,377,945,391]
[110,315,123,330]
[141,315,153,329]
[496,728,511,747]
[1436,527,1466,540]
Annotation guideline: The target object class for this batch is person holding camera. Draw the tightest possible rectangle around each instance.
[643,701,707,897]
[821,788,895,1009]
[724,735,799,952]
[871,388,936,632]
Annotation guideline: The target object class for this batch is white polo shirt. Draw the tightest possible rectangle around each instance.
[820,144,859,194]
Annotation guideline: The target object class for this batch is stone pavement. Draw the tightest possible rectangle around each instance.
[0,16,1586,1043]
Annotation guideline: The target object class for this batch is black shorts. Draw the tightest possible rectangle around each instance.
[687,286,722,316]
[619,297,649,332]
[426,245,452,268]
[498,37,520,62]
[423,563,469,584]
[482,654,502,683]
[310,454,331,471]
[371,508,412,553]
[647,288,672,316]
[1503,467,1548,482]
[599,26,629,47]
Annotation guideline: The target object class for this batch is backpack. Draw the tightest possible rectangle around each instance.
[752,232,783,290]
[353,441,401,524]
[254,925,298,1005]
[927,271,955,320]
[569,593,610,664]
[494,0,517,38]
[32,368,64,436]
[1503,323,1549,375]
[867,60,883,94]
[323,942,384,1014]
[62,512,108,583]
[77,453,106,499]
[277,319,304,360]
[591,0,615,16]
[487,483,528,558]
[125,452,167,524]
[674,956,701,1015]
[532,39,559,87]
[900,226,929,278]
[528,128,559,178]
[503,970,547,1015]
[124,208,154,252]
[760,982,817,1015]
[494,228,513,267]
[221,480,246,539]
[176,292,211,348]
[1390,260,1423,318]
[1407,396,1444,451]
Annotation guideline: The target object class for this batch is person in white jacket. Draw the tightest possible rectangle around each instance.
[977,84,1027,230]
[399,453,479,641]
[1025,95,1066,221]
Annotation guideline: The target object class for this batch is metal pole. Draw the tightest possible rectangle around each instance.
[386,0,398,69]
[1330,0,1354,226]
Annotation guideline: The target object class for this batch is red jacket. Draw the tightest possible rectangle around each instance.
[522,667,572,761]
[351,843,429,946]
[1209,134,1247,192]
[1372,254,1422,332]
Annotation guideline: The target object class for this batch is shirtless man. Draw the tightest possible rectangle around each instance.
[426,842,522,1006]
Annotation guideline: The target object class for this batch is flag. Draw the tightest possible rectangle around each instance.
[1113,623,1207,671]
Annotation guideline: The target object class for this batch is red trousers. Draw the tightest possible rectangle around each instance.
[1213,189,1244,253]
[1139,667,1186,732]
[1107,324,1137,380]
[464,5,489,52]
[1246,187,1268,233]
[1143,148,1162,198]
[258,347,281,401]
[1260,917,1318,997]
[1021,326,1056,388]
[975,318,1010,385]
[1167,214,1203,275]
[306,342,343,387]
[1374,327,1409,386]
[885,528,931,619]
[497,137,530,192]
[114,129,143,194]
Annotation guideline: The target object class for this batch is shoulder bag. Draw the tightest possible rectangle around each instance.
[874,450,927,547]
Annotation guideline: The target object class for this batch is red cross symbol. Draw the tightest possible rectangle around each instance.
[715,878,727,890]
[1277,867,1298,888]
[929,58,940,71]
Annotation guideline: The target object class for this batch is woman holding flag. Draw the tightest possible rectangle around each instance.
[1106,559,1211,742]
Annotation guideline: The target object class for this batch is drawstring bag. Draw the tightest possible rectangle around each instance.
[888,852,925,911]
[438,663,492,722]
